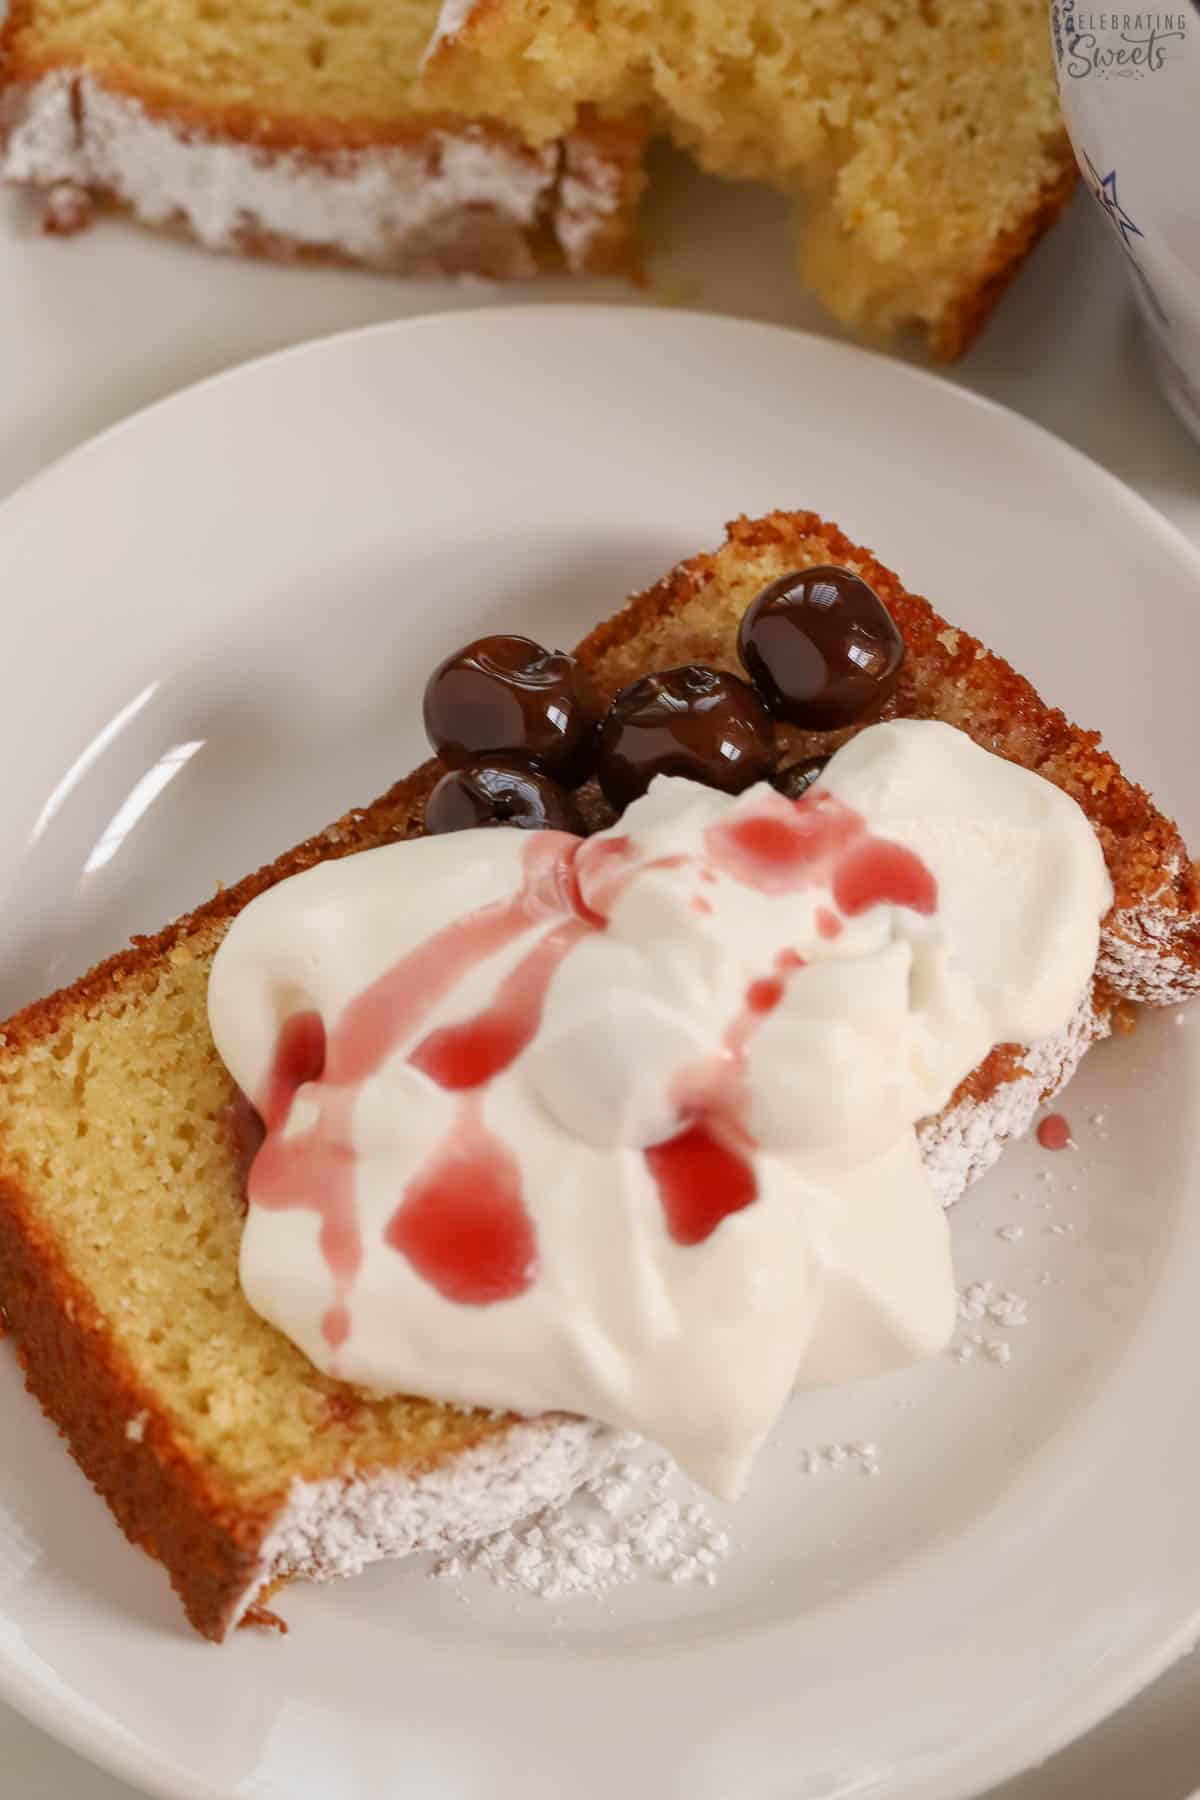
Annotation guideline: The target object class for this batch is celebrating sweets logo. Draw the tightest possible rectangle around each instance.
[1051,6,1190,75]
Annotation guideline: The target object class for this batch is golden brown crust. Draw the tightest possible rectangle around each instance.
[577,510,1200,937]
[0,1170,273,1638]
[0,765,449,1638]
[0,757,546,1637]
[0,4,514,154]
[1,509,1194,1640]
[5,43,531,155]
[930,139,1078,361]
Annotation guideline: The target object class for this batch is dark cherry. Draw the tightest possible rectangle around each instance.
[738,566,904,730]
[773,755,828,800]
[595,664,776,811]
[424,754,583,835]
[423,634,601,786]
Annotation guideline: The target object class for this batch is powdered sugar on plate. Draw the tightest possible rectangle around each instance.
[950,1257,1034,1365]
[957,1280,1030,1328]
[430,1102,1127,1604]
[798,1441,881,1477]
[432,1446,731,1600]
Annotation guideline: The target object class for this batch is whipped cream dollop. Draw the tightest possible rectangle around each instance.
[208,721,1112,1497]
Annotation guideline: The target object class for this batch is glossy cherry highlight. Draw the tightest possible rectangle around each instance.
[739,566,904,730]
[596,664,776,810]
[424,754,583,835]
[423,633,601,785]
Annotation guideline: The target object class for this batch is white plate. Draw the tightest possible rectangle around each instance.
[1,307,1199,1800]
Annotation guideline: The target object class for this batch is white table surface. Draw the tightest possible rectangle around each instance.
[2,143,1199,1800]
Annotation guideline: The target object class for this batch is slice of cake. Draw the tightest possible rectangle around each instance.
[1,510,1195,1640]
[1,0,1073,355]
[0,0,647,275]
[424,0,1075,355]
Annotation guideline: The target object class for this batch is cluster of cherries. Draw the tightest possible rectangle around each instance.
[422,566,905,834]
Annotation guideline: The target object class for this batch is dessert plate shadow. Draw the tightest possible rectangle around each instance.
[2,307,1200,1800]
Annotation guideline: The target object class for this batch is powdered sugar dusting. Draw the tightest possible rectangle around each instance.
[957,1280,1029,1328]
[951,1279,1030,1365]
[918,987,1108,1209]
[953,1336,1013,1365]
[798,1441,881,1477]
[235,1415,616,1632]
[432,1449,731,1598]
[1099,899,1200,1005]
[41,178,93,234]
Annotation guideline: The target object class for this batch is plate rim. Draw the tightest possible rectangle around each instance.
[5,302,1200,592]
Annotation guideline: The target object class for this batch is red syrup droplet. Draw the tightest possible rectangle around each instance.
[395,907,593,1303]
[323,1304,352,1350]
[229,1008,320,1223]
[644,1119,757,1248]
[833,840,937,918]
[1037,1113,1071,1152]
[746,976,784,1014]
[705,788,938,920]
[259,1010,326,1131]
[704,791,860,895]
[323,834,578,1089]
[386,1096,536,1303]
[248,1009,361,1348]
[409,916,589,1090]
[644,948,803,1247]
[395,908,590,1299]
[816,906,842,940]
[248,834,584,1335]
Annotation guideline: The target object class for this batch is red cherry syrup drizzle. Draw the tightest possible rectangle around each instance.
[645,792,935,1245]
[386,1094,537,1305]
[248,789,938,1342]
[646,947,805,1245]
[391,911,590,1302]
[250,835,576,1341]
[704,788,937,918]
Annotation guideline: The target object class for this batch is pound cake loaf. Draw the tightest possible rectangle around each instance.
[0,0,646,275]
[1,510,1197,1642]
[426,0,1075,355]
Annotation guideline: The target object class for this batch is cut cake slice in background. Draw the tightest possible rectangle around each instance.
[0,0,647,276]
[424,0,1076,356]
